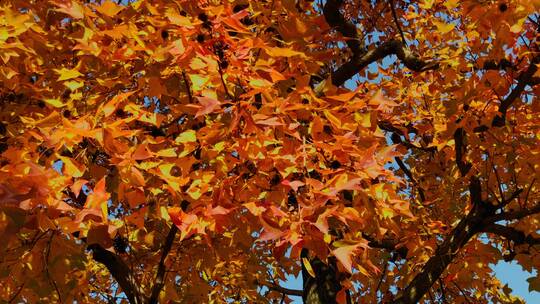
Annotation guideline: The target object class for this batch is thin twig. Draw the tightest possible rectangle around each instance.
[375,261,388,301]
[390,0,407,46]
[451,281,472,303]
[7,282,25,303]
[44,231,62,303]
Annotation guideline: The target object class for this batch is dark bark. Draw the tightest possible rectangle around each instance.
[393,177,487,304]
[89,244,146,304]
[148,225,178,304]
[301,249,341,304]
[323,0,437,87]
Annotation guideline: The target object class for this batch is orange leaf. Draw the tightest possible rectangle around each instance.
[59,156,85,178]
[54,1,85,19]
[332,245,358,273]
[195,96,220,118]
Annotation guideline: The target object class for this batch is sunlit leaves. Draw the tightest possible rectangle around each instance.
[0,0,539,303]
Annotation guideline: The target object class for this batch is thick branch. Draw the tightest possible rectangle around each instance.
[394,177,486,304]
[482,224,540,246]
[485,202,540,223]
[393,211,481,304]
[89,244,146,304]
[481,58,515,71]
[363,233,408,259]
[323,0,363,54]
[454,128,471,177]
[148,225,178,304]
[323,0,437,87]
[492,55,540,127]
[331,40,438,86]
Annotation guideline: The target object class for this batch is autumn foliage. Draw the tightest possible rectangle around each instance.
[1,0,540,303]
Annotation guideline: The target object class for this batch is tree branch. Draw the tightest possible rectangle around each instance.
[393,210,481,304]
[363,233,408,259]
[258,280,303,297]
[7,282,25,304]
[331,40,439,86]
[148,225,178,304]
[484,202,540,223]
[482,224,540,246]
[481,58,515,71]
[454,127,471,177]
[390,0,407,46]
[393,177,486,304]
[88,244,146,304]
[491,54,540,127]
[323,0,364,55]
[395,156,426,202]
[323,0,437,86]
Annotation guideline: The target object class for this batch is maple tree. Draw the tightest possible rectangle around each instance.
[1,0,540,303]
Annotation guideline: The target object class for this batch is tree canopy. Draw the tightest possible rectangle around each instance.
[1,0,540,303]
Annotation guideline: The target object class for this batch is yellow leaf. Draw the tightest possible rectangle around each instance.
[420,0,434,9]
[189,74,209,91]
[354,112,371,128]
[176,130,197,143]
[249,78,272,88]
[324,233,332,244]
[264,47,308,58]
[59,156,85,177]
[324,110,341,128]
[381,207,394,219]
[302,257,316,278]
[101,91,136,117]
[510,18,526,33]
[56,68,83,81]
[165,7,192,26]
[157,148,177,157]
[44,98,65,108]
[64,80,84,91]
[434,21,455,34]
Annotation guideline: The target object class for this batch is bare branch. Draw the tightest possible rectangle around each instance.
[44,232,62,303]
